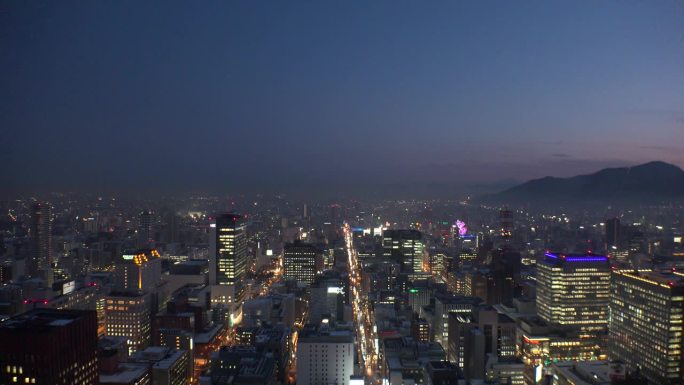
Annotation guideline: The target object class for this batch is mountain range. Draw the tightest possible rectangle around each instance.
[480,161,684,206]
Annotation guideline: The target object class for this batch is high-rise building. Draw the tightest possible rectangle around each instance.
[609,269,684,384]
[0,309,98,385]
[105,291,151,355]
[138,210,155,247]
[29,202,52,284]
[605,218,620,249]
[382,229,425,274]
[329,204,341,226]
[433,293,482,348]
[115,249,162,291]
[296,327,354,385]
[283,240,320,287]
[209,213,247,303]
[537,253,611,330]
[447,305,516,373]
[309,273,345,324]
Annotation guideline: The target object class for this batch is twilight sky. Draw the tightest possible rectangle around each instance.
[2,1,684,195]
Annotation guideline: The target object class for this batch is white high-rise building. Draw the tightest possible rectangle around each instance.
[296,328,354,385]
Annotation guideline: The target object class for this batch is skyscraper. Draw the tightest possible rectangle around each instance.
[0,309,99,385]
[605,218,620,249]
[105,291,151,355]
[29,202,52,284]
[329,203,341,226]
[609,269,684,384]
[536,253,611,330]
[138,209,155,247]
[209,213,248,304]
[283,240,320,287]
[382,229,425,274]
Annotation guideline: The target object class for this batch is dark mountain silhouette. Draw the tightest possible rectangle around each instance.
[481,161,684,206]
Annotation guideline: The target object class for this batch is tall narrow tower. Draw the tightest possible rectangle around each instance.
[209,213,248,304]
[138,209,154,247]
[30,202,52,284]
[499,208,512,242]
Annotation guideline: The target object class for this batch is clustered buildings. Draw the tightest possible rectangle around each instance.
[0,197,683,384]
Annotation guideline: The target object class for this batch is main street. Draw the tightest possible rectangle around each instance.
[343,223,380,385]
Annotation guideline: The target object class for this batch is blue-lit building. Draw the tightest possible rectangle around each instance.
[536,253,611,330]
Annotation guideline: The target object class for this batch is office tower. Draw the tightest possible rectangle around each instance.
[105,291,151,355]
[499,208,513,241]
[329,203,341,226]
[29,201,52,284]
[411,317,430,342]
[433,293,482,348]
[296,327,354,385]
[0,260,12,285]
[447,305,516,373]
[209,213,247,303]
[164,210,180,244]
[430,252,448,280]
[537,253,611,330]
[609,270,684,384]
[115,249,162,291]
[283,240,320,287]
[382,229,425,274]
[158,328,194,351]
[0,309,98,385]
[407,280,433,314]
[487,247,521,306]
[605,218,620,249]
[309,274,345,324]
[138,210,155,247]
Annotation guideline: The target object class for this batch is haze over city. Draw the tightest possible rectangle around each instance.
[3,2,684,385]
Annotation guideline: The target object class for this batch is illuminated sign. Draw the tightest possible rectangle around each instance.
[455,220,468,236]
[327,287,343,294]
[62,281,76,295]
[545,252,608,262]
[266,249,273,256]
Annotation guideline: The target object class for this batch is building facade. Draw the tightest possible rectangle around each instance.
[609,270,684,384]
[382,229,425,274]
[105,291,152,355]
[537,253,611,330]
[209,214,247,305]
[283,241,320,287]
[0,309,98,385]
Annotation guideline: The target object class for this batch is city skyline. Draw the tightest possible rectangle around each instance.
[2,1,683,195]
[4,2,684,385]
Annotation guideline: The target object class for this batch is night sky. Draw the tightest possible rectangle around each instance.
[2,1,683,195]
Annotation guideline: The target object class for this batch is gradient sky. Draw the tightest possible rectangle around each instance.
[2,1,684,195]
